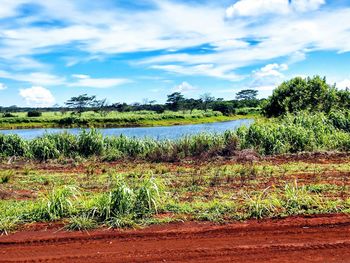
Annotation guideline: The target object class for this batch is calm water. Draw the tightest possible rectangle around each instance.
[0,119,253,140]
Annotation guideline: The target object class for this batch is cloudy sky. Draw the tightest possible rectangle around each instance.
[0,0,350,107]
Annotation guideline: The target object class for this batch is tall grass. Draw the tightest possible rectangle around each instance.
[0,177,163,233]
[0,111,348,161]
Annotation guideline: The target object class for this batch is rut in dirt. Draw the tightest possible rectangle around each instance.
[1,214,350,263]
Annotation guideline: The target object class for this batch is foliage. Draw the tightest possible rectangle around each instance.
[33,186,79,221]
[166,92,185,111]
[78,129,104,157]
[236,89,258,101]
[65,94,96,114]
[0,134,28,157]
[65,215,97,231]
[27,111,42,117]
[0,110,349,161]
[263,76,349,117]
[30,136,60,161]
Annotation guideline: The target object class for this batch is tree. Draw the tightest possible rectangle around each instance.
[183,98,201,113]
[235,89,258,101]
[166,92,185,111]
[262,76,345,117]
[65,94,96,114]
[200,93,215,111]
[211,101,235,115]
[112,102,130,112]
[92,98,109,116]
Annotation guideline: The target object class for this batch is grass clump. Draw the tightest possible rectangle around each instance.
[65,215,98,231]
[0,218,19,235]
[93,177,162,224]
[33,186,79,221]
[0,170,14,184]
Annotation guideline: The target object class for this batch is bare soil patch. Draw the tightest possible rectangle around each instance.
[1,214,350,262]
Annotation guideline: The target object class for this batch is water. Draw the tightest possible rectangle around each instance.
[0,119,253,140]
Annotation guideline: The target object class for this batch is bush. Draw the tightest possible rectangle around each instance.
[2,112,17,118]
[263,76,348,117]
[27,111,42,117]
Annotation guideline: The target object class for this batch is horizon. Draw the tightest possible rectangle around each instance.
[0,0,350,107]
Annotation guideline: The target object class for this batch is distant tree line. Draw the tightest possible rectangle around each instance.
[0,89,263,117]
[1,76,349,118]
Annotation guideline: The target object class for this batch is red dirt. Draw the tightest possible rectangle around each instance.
[1,214,350,262]
[1,152,349,174]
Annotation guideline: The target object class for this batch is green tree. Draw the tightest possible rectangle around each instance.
[236,89,258,101]
[65,94,96,114]
[166,92,185,111]
[262,76,343,117]
[200,93,215,111]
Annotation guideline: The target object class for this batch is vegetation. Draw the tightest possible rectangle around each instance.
[0,109,348,162]
[0,159,349,234]
[0,75,350,235]
[0,109,254,129]
[263,76,350,117]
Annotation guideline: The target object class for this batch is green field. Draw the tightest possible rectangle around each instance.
[0,110,257,129]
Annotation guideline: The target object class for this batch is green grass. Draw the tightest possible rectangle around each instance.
[0,110,349,162]
[0,110,251,129]
[0,158,349,234]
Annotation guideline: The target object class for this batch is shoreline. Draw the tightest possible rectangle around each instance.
[0,114,257,130]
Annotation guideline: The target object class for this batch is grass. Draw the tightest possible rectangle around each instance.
[0,158,349,234]
[65,215,98,231]
[0,110,251,129]
[0,110,348,162]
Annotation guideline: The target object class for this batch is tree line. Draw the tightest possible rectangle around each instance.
[3,75,347,118]
[0,89,262,117]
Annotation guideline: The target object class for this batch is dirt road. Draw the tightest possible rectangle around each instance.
[1,214,350,262]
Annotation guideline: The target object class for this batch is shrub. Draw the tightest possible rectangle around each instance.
[27,111,42,117]
[263,76,348,117]
[2,112,16,118]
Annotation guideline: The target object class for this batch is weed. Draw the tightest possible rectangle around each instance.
[34,186,79,220]
[65,215,98,231]
[0,170,14,184]
[0,217,19,235]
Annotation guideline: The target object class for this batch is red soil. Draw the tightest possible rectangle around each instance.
[1,214,350,262]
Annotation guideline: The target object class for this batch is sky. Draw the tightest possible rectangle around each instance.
[0,0,350,107]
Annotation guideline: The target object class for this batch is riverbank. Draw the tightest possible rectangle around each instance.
[0,110,258,130]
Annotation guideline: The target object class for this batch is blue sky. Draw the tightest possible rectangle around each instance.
[0,0,350,107]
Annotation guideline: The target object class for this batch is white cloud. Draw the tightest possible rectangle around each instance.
[0,0,27,19]
[0,0,348,85]
[292,0,326,12]
[151,64,242,81]
[336,79,350,90]
[173,82,197,93]
[0,70,65,86]
[19,86,55,107]
[69,74,130,88]
[226,0,289,17]
[0,83,7,90]
[71,74,90,79]
[253,63,288,78]
[226,0,325,18]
